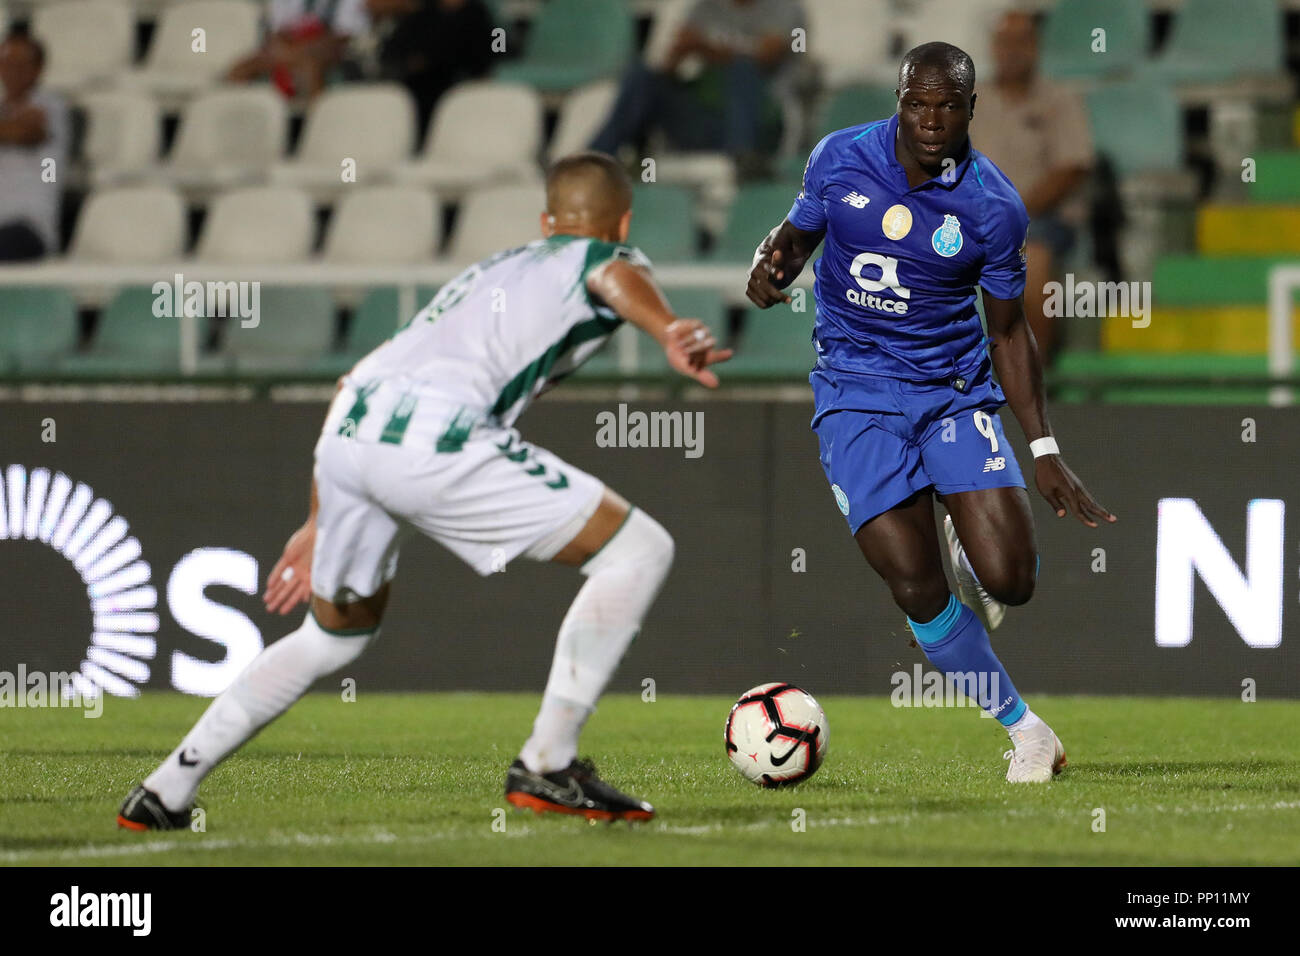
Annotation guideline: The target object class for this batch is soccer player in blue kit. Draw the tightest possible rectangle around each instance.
[747,43,1116,782]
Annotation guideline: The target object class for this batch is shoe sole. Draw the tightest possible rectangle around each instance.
[506,791,654,822]
[115,814,150,832]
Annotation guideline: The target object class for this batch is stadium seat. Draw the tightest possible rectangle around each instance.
[79,91,162,187]
[893,0,1005,84]
[195,186,315,262]
[1085,80,1182,177]
[717,307,816,378]
[495,0,633,94]
[322,187,439,264]
[641,0,693,70]
[818,85,899,137]
[57,287,183,376]
[547,80,618,164]
[68,186,187,262]
[1144,0,1283,84]
[628,184,696,262]
[160,86,288,197]
[269,84,417,202]
[712,182,802,263]
[221,288,338,374]
[1040,0,1149,81]
[445,182,547,264]
[31,0,134,94]
[0,289,79,374]
[803,0,896,89]
[1247,152,1300,202]
[393,81,542,198]
[123,0,261,106]
[1197,205,1300,255]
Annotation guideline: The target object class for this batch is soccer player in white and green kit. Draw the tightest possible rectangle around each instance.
[118,152,732,828]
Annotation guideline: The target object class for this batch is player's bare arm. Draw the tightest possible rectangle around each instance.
[982,290,1116,528]
[746,219,824,307]
[586,258,733,387]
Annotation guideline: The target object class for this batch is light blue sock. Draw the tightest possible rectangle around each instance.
[908,594,1027,726]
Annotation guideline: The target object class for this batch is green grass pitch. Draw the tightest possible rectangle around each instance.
[3,693,1298,866]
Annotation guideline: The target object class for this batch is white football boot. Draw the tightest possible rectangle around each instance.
[943,513,1005,633]
[1003,717,1068,783]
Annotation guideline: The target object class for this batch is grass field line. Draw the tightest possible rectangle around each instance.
[0,812,917,863]
[7,799,1298,864]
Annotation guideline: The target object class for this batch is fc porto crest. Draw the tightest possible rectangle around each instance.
[931,214,963,257]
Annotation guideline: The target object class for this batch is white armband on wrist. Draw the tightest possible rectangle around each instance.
[1030,437,1060,459]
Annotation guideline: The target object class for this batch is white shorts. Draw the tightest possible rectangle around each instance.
[310,417,604,602]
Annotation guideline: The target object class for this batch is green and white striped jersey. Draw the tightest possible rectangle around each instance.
[344,234,650,432]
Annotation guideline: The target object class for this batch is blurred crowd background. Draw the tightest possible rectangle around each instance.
[0,0,1296,401]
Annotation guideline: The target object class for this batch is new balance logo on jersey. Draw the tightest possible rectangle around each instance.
[841,191,870,209]
[983,457,1007,473]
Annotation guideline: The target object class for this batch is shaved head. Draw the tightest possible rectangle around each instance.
[544,151,633,237]
[899,41,976,93]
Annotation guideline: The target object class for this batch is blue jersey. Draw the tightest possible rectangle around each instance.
[788,113,1029,382]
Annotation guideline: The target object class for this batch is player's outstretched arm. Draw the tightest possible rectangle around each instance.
[587,258,733,388]
[746,219,825,308]
[982,290,1117,528]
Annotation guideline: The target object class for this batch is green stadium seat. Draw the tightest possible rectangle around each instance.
[495,0,633,93]
[57,287,182,377]
[723,307,817,378]
[1143,0,1282,84]
[222,287,338,375]
[1085,80,1181,177]
[1054,351,1272,404]
[1040,0,1148,80]
[713,182,803,262]
[0,288,79,374]
[1247,152,1300,203]
[1152,255,1288,306]
[629,184,697,262]
[819,85,898,136]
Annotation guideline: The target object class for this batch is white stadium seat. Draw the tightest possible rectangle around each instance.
[32,0,135,94]
[123,0,262,108]
[446,182,546,265]
[393,81,542,199]
[547,80,617,163]
[322,186,439,265]
[68,185,187,262]
[196,186,315,263]
[270,84,417,203]
[79,90,162,187]
[161,86,288,198]
[803,0,897,90]
[893,0,1011,84]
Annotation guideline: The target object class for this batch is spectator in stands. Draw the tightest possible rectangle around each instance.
[371,0,493,140]
[226,0,372,99]
[0,28,68,261]
[589,0,804,179]
[972,10,1094,363]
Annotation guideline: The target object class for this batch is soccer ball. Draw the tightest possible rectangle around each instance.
[724,682,828,787]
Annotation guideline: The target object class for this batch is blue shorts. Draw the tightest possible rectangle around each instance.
[810,359,1026,534]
